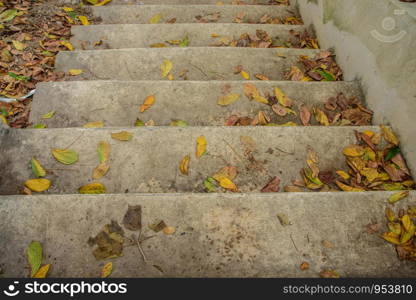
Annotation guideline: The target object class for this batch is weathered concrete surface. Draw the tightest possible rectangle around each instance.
[109,0,291,5]
[30,81,364,127]
[296,0,416,178]
[55,47,319,81]
[71,23,308,50]
[0,192,415,278]
[92,4,298,24]
[0,126,377,195]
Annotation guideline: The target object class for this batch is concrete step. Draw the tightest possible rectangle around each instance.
[92,4,298,24]
[1,126,377,195]
[71,24,310,50]
[30,81,364,128]
[107,0,291,5]
[55,47,319,81]
[1,192,415,277]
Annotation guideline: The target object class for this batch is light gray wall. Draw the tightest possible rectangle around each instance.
[295,0,416,176]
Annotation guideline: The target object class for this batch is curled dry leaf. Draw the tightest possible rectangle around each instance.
[140,95,156,112]
[261,177,280,192]
[179,155,191,175]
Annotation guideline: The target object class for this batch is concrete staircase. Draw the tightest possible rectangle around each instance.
[0,0,415,277]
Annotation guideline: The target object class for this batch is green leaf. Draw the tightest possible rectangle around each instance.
[316,69,335,81]
[52,149,78,165]
[170,120,188,127]
[33,124,46,129]
[8,72,30,82]
[179,36,189,47]
[97,141,110,163]
[31,157,46,177]
[0,9,18,23]
[67,11,78,19]
[27,241,42,277]
[41,111,55,119]
[134,119,145,127]
[385,146,400,162]
[203,177,217,192]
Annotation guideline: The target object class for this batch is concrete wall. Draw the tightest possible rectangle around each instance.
[295,0,416,175]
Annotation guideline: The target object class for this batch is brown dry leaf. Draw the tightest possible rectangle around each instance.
[179,155,190,175]
[123,205,142,231]
[320,270,340,278]
[243,83,260,99]
[300,262,310,270]
[255,73,269,81]
[261,177,280,192]
[299,104,311,126]
[140,95,155,112]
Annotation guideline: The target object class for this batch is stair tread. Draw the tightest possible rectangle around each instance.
[70,23,309,50]
[55,47,320,81]
[30,80,364,127]
[92,4,299,24]
[1,126,378,195]
[1,192,415,277]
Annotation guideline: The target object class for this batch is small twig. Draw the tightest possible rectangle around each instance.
[63,133,84,150]
[189,62,209,78]
[275,146,295,155]
[290,234,300,253]
[134,231,147,263]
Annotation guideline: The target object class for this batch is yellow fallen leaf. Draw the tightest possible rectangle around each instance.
[213,166,237,181]
[95,0,112,6]
[335,181,365,192]
[360,167,379,183]
[160,59,173,78]
[240,70,250,80]
[211,33,220,38]
[217,93,240,106]
[0,115,7,124]
[12,40,27,51]
[314,108,329,126]
[381,232,400,245]
[343,145,364,157]
[401,214,412,232]
[63,7,73,12]
[149,13,162,24]
[83,121,104,128]
[69,69,83,76]
[78,16,89,25]
[388,191,409,204]
[101,262,112,278]
[41,111,55,119]
[140,95,155,112]
[253,95,268,104]
[274,87,292,107]
[385,207,396,222]
[179,155,190,175]
[61,41,74,51]
[65,16,74,24]
[196,135,207,159]
[218,177,238,192]
[336,170,350,180]
[79,182,106,194]
[400,227,415,244]
[167,73,174,81]
[52,149,78,165]
[111,131,132,141]
[33,264,50,278]
[381,125,399,146]
[93,163,110,179]
[25,179,51,192]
